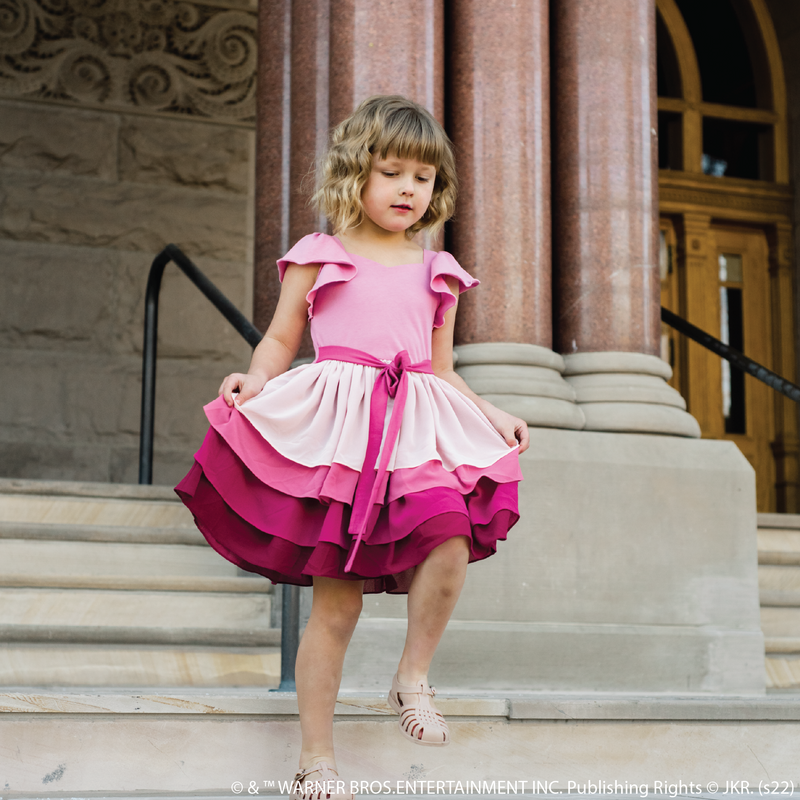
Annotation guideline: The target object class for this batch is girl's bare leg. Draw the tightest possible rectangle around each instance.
[296,576,365,772]
[396,535,470,698]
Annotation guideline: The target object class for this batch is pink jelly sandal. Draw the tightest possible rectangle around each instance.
[291,761,353,800]
[387,672,450,746]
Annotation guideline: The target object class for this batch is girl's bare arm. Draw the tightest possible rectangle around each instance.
[219,263,319,406]
[430,277,530,453]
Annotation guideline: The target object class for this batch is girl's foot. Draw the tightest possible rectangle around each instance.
[292,760,353,800]
[388,672,450,746]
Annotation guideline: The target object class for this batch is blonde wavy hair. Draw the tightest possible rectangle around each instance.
[312,95,457,238]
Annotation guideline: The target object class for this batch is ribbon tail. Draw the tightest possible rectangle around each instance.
[344,529,365,573]
[344,371,409,574]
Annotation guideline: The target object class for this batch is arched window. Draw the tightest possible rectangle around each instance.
[656,0,788,183]
[656,0,796,514]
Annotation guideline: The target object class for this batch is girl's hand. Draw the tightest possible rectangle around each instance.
[219,372,268,407]
[481,405,530,454]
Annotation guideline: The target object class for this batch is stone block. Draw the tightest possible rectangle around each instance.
[0,344,231,484]
[0,239,252,359]
[119,115,253,194]
[0,100,119,180]
[343,619,765,694]
[0,350,72,437]
[0,441,111,483]
[0,240,120,352]
[356,428,764,693]
[0,172,249,261]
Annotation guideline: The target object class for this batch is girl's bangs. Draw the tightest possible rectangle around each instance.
[372,111,445,168]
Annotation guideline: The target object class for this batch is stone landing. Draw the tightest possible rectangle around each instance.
[1,690,800,795]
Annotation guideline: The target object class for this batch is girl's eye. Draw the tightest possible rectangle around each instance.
[416,176,430,183]
[382,171,397,177]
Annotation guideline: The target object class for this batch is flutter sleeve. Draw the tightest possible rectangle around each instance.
[276,233,357,320]
[429,250,480,329]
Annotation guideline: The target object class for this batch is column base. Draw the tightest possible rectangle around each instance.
[454,342,585,429]
[563,351,701,438]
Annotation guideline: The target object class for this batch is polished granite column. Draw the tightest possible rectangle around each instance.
[253,0,291,335]
[552,0,698,436]
[448,0,583,429]
[328,0,443,128]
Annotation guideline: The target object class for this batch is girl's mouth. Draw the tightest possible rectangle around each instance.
[392,204,412,212]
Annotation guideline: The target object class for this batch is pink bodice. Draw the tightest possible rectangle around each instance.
[276,233,479,363]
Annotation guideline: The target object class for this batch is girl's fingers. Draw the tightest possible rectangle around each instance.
[220,374,243,407]
[516,420,530,453]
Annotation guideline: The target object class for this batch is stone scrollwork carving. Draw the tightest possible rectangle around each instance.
[0,0,256,122]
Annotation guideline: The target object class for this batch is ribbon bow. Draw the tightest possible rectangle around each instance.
[315,346,434,572]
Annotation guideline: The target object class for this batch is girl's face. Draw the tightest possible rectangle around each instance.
[360,153,436,234]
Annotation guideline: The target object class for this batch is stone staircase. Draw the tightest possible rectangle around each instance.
[2,478,800,796]
[0,478,280,688]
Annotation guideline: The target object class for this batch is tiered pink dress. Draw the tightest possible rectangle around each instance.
[175,233,521,594]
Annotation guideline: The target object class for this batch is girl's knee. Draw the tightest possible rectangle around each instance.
[311,578,363,630]
[422,535,470,582]
[429,535,470,566]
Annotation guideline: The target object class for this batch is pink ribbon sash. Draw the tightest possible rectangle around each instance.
[315,346,435,572]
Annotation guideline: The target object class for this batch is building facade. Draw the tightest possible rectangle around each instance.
[1,0,800,691]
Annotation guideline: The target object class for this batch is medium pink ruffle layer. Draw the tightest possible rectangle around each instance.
[175,427,519,594]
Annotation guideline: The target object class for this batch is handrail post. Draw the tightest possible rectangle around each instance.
[273,585,300,692]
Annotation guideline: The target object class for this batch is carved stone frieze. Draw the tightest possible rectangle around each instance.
[0,0,256,122]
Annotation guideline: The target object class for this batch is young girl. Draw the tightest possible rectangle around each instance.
[175,94,528,799]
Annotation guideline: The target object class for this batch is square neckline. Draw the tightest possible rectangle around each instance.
[331,235,428,268]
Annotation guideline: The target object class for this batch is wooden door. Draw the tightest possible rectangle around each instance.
[663,218,777,511]
[713,226,775,512]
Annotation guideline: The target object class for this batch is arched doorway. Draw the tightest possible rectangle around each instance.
[656,0,798,512]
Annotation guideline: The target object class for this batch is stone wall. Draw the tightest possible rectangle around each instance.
[0,0,257,486]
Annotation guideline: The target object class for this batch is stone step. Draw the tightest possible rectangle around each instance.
[758,564,800,605]
[0,478,193,529]
[0,477,179,501]
[0,645,280,687]
[0,537,241,579]
[0,587,273,643]
[758,513,800,566]
[761,606,800,651]
[0,493,192,528]
[0,573,270,592]
[758,529,800,565]
[2,690,800,795]
[0,519,205,544]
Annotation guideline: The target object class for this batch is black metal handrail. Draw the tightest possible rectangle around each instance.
[139,244,299,692]
[661,307,800,405]
[139,244,263,485]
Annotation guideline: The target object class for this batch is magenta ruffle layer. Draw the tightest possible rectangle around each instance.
[175,422,520,594]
